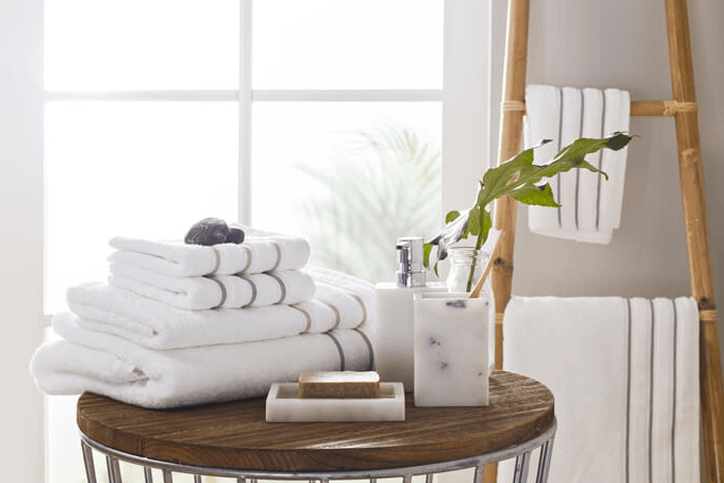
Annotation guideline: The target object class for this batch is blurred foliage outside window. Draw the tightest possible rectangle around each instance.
[297,127,442,284]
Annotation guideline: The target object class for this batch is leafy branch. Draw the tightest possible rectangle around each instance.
[424,132,634,274]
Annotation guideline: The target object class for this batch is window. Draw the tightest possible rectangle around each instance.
[42,1,490,480]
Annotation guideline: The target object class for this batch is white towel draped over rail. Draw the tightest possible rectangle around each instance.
[524,84,631,244]
[499,295,700,483]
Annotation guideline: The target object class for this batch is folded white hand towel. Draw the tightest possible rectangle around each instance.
[66,268,374,350]
[109,225,311,277]
[30,315,374,408]
[499,296,699,483]
[525,84,631,244]
[108,262,316,310]
[525,85,564,235]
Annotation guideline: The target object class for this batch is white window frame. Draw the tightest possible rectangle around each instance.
[44,0,491,222]
[1,0,45,480]
[4,0,496,479]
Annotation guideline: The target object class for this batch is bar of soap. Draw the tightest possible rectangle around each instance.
[298,371,380,399]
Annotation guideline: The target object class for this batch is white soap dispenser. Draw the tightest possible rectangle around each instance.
[375,237,445,390]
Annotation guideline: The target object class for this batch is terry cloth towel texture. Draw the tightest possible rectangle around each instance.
[109,263,316,310]
[525,84,631,244]
[109,224,310,277]
[65,267,374,350]
[31,314,374,408]
[499,296,699,483]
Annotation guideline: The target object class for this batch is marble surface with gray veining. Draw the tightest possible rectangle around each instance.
[414,295,489,407]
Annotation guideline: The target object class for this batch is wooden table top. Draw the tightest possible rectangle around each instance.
[77,370,554,472]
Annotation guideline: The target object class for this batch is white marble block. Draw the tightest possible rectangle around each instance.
[413,292,489,406]
[266,382,405,422]
[375,282,447,390]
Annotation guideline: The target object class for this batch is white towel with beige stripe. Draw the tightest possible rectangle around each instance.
[109,224,310,277]
[499,295,700,483]
[64,267,374,350]
[109,263,316,310]
[31,314,374,408]
[525,84,631,244]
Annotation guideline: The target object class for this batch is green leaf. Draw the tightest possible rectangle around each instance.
[509,182,561,207]
[548,136,630,175]
[423,242,433,268]
[477,134,629,208]
[468,206,481,236]
[477,139,553,207]
[480,208,492,245]
[576,159,610,180]
[425,132,633,271]
[472,208,494,250]
[552,137,612,161]
[445,210,461,224]
[605,132,633,151]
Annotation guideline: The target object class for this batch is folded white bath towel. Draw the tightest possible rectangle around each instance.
[109,225,311,277]
[499,296,699,483]
[525,84,631,244]
[108,263,316,310]
[66,268,374,350]
[30,314,374,408]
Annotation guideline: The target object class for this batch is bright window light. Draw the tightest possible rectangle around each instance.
[253,0,443,89]
[44,101,239,313]
[44,0,240,90]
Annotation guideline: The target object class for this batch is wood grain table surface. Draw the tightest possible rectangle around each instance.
[77,370,554,472]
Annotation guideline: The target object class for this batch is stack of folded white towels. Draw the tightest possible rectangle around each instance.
[30,225,375,409]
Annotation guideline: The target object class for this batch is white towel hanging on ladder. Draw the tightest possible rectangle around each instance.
[525,84,631,244]
[498,295,700,483]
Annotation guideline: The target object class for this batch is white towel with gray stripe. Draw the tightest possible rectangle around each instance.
[525,85,631,244]
[30,314,373,408]
[499,296,699,483]
[109,224,311,277]
[108,263,316,310]
[65,267,374,350]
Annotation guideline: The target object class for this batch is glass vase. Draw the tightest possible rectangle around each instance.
[445,247,488,293]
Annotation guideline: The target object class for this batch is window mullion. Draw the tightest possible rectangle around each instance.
[44,90,239,102]
[252,89,443,102]
[239,0,253,225]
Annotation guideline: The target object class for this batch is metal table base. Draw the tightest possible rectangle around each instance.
[80,419,555,483]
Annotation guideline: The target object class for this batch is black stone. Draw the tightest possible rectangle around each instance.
[226,227,245,244]
[185,218,230,246]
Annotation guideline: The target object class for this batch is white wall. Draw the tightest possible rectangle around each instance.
[442,0,488,215]
[489,0,724,375]
[0,0,45,480]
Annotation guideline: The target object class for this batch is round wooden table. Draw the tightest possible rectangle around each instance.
[77,370,555,483]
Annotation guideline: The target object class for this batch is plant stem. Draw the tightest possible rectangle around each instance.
[465,204,489,292]
[465,249,478,292]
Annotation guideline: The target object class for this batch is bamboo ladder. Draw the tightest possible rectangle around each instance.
[488,1,724,483]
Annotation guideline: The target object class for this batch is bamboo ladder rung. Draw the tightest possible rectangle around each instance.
[701,309,718,322]
[500,99,698,117]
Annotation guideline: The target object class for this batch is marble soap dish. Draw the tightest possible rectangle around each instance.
[265,382,405,422]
